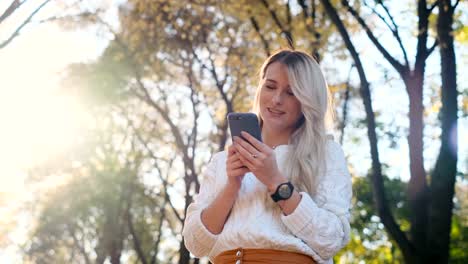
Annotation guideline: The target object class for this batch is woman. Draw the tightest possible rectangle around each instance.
[182,49,352,264]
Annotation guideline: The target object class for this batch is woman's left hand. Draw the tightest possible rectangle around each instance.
[233,131,287,192]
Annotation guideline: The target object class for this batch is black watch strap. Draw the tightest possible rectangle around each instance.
[270,182,294,202]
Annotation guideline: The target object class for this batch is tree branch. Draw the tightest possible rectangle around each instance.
[0,0,22,24]
[260,0,294,49]
[297,0,322,61]
[186,66,200,160]
[249,16,271,56]
[184,62,201,191]
[0,0,51,49]
[297,0,309,20]
[341,0,406,75]
[35,10,100,25]
[285,0,292,28]
[428,1,438,12]
[414,0,432,71]
[453,0,460,10]
[364,0,410,67]
[68,224,92,264]
[426,39,438,59]
[190,46,233,151]
[129,123,184,224]
[340,65,354,145]
[150,199,167,264]
[126,200,148,264]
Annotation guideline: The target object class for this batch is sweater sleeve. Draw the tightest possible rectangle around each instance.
[280,141,352,262]
[182,153,221,258]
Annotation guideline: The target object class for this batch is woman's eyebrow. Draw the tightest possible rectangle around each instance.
[265,79,277,83]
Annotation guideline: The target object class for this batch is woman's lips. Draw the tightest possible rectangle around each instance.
[267,107,285,116]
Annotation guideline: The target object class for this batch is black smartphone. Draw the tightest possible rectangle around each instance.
[227,112,262,143]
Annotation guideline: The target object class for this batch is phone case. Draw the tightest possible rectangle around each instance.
[227,112,262,142]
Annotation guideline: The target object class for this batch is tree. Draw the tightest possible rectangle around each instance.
[249,0,462,262]
[427,0,460,262]
[317,0,412,260]
[336,175,409,263]
[25,112,143,264]
[26,1,258,263]
[108,2,258,262]
[336,169,467,263]
[320,0,461,262]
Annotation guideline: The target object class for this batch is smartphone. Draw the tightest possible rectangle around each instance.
[227,112,262,143]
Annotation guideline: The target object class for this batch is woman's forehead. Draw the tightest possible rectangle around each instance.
[264,63,289,81]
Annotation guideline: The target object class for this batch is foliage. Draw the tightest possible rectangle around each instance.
[335,175,407,263]
[335,174,468,263]
[24,110,176,263]
[62,42,134,106]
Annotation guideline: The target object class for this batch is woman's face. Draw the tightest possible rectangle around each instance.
[259,62,302,135]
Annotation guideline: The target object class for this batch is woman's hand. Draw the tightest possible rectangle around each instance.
[225,144,249,191]
[233,131,287,192]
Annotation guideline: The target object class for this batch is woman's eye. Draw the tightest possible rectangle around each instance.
[287,90,295,96]
[265,85,276,90]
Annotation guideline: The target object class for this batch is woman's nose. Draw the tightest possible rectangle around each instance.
[272,92,283,105]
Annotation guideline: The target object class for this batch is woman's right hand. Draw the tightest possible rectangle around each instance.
[226,145,249,190]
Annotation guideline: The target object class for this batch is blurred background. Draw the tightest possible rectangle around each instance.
[0,0,466,263]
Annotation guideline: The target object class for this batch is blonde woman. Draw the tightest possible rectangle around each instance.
[183,49,352,264]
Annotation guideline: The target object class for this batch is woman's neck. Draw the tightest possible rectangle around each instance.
[261,128,291,149]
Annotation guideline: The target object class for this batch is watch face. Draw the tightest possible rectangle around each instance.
[278,184,292,198]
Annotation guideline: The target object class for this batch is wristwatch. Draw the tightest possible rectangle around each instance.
[270,182,294,202]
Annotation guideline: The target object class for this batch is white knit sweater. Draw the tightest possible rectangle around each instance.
[182,141,352,263]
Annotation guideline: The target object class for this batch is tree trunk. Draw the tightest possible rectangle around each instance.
[403,73,428,262]
[110,248,121,264]
[178,238,191,264]
[427,1,458,263]
[320,0,417,261]
[218,101,232,153]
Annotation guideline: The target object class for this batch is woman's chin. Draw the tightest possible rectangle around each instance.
[263,112,285,121]
[263,119,288,131]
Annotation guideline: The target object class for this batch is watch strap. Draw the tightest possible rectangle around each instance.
[270,182,294,202]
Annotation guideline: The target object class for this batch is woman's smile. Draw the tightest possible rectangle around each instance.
[267,107,286,117]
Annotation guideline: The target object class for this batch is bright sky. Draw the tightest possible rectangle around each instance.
[0,0,466,262]
[0,2,108,261]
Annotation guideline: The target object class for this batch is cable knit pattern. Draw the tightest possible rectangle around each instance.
[182,141,352,263]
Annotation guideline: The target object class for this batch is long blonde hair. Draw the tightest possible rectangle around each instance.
[253,49,334,196]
